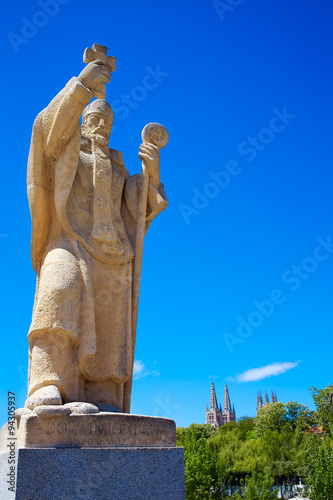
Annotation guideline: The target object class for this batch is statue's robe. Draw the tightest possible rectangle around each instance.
[27,77,168,409]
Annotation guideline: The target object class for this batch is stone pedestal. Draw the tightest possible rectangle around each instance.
[0,412,185,499]
[0,447,185,500]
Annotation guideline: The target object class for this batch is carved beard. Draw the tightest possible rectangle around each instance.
[82,127,109,148]
[90,134,108,148]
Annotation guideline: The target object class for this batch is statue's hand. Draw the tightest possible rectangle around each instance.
[78,61,111,93]
[139,143,160,181]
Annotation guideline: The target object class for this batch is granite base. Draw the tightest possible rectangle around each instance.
[0,447,185,499]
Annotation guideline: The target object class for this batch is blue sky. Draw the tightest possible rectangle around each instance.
[1,0,333,427]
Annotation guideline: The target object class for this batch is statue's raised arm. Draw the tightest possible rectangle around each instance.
[32,59,111,162]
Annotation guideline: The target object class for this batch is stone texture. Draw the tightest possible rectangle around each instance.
[0,413,176,449]
[83,43,116,98]
[26,44,169,414]
[34,405,71,417]
[64,402,99,414]
[0,43,183,500]
[13,408,33,419]
[0,447,185,500]
[25,384,62,410]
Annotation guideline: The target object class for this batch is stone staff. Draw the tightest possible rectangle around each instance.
[123,123,169,413]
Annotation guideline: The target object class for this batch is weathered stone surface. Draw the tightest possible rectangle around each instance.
[33,405,72,418]
[25,44,169,415]
[25,385,62,410]
[0,43,181,500]
[13,408,33,420]
[0,447,185,500]
[0,413,176,449]
[64,402,99,414]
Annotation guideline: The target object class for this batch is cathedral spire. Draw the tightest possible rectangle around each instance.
[210,381,218,410]
[207,382,236,429]
[265,391,269,405]
[223,384,231,412]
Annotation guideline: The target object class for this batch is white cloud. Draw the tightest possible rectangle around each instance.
[133,360,145,378]
[133,360,160,380]
[237,361,301,382]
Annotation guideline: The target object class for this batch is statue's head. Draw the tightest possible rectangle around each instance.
[82,99,114,147]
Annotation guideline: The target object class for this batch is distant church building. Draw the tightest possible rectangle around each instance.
[206,382,236,429]
[256,391,278,414]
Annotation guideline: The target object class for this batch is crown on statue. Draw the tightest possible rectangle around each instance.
[82,99,114,121]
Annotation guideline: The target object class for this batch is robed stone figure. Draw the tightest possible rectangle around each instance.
[25,58,168,413]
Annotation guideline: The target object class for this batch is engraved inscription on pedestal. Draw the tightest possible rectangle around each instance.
[14,413,176,449]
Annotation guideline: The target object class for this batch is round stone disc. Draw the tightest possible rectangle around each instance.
[141,123,169,149]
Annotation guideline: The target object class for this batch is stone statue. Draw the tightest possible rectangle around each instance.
[25,44,168,414]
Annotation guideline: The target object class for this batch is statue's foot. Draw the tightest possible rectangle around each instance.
[25,385,62,410]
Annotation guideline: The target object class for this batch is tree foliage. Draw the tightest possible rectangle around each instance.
[177,389,332,498]
[254,402,286,437]
[176,423,218,447]
[177,424,220,499]
[233,472,276,500]
[307,436,333,500]
[310,384,333,431]
[285,401,316,431]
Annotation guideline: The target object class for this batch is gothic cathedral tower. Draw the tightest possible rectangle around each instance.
[256,390,278,414]
[206,382,236,429]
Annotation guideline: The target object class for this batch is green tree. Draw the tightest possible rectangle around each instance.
[217,420,238,435]
[293,431,322,479]
[208,430,239,498]
[262,425,296,479]
[254,402,286,437]
[233,472,276,500]
[177,424,220,499]
[176,426,188,446]
[236,417,255,441]
[176,389,333,498]
[184,431,220,499]
[232,436,268,475]
[176,423,217,446]
[310,384,333,431]
[307,437,333,500]
[284,401,315,431]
